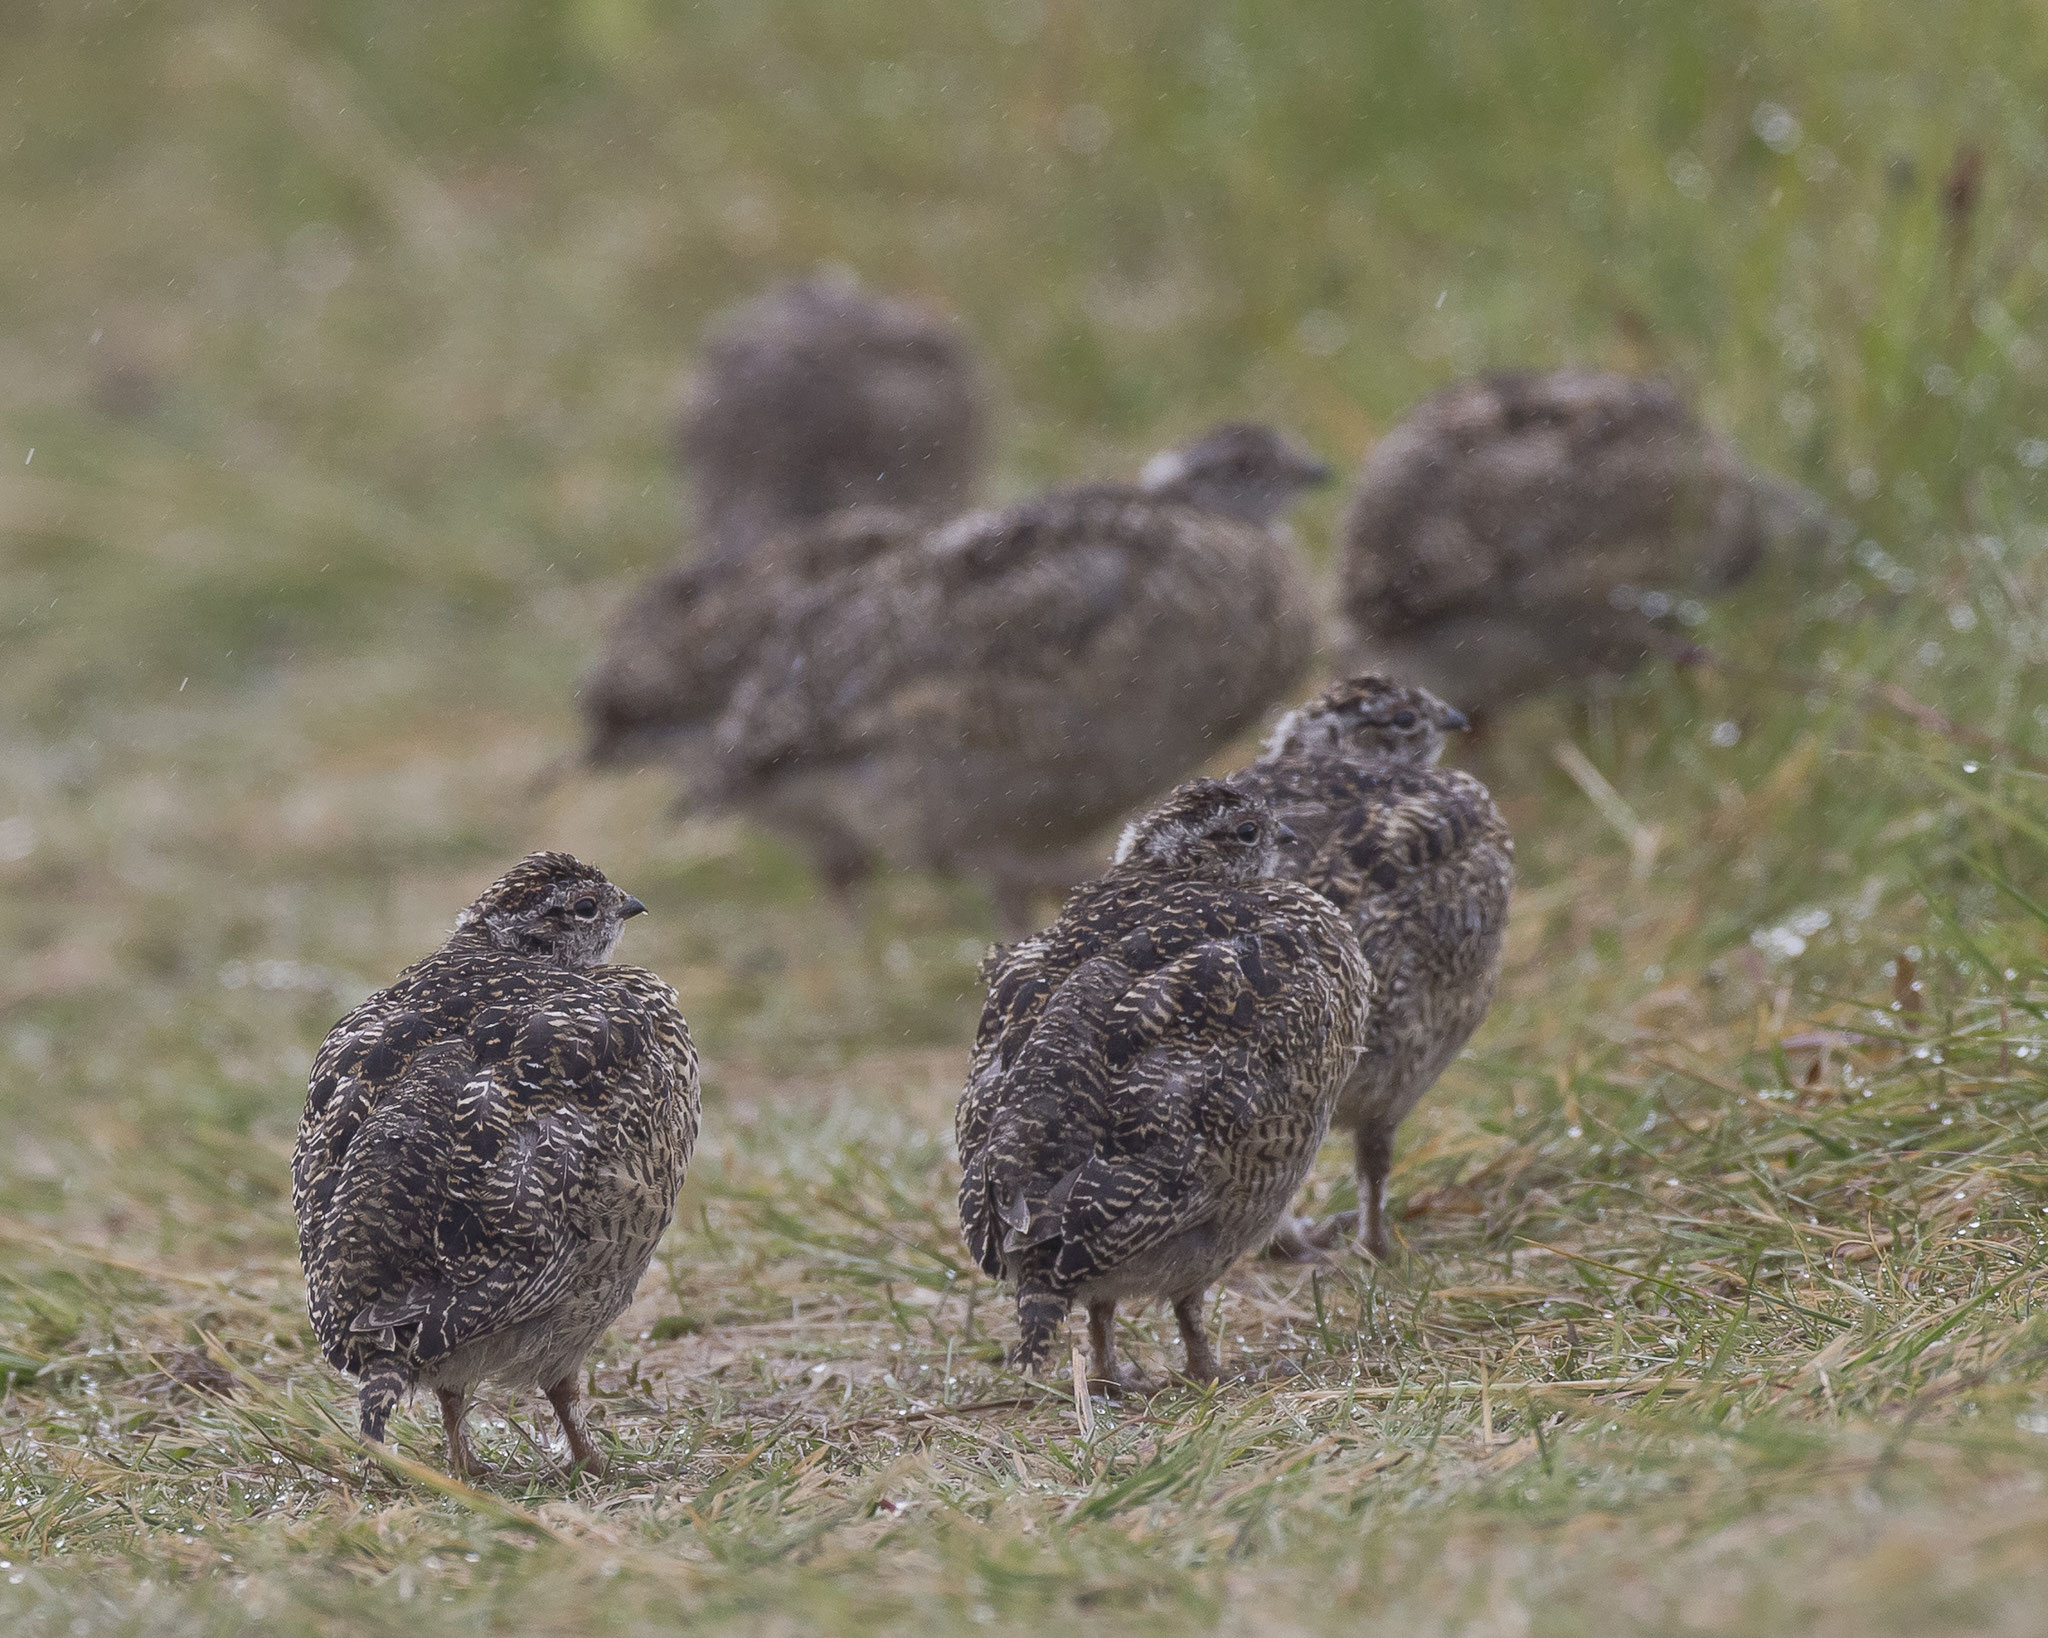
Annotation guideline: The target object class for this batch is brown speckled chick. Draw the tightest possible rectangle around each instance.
[1338,370,1830,713]
[1229,678,1512,1260]
[957,781,1372,1387]
[710,424,1329,932]
[580,272,988,771]
[678,271,989,555]
[292,853,698,1479]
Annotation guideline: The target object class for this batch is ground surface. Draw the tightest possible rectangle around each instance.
[6,2,2048,1633]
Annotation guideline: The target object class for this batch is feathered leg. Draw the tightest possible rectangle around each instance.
[1280,1118,1399,1259]
[1011,1289,1068,1372]
[544,1375,604,1477]
[1171,1293,1220,1383]
[436,1387,489,1479]
[987,875,1043,942]
[1085,1300,1150,1394]
[355,1353,410,1445]
[1355,1121,1395,1262]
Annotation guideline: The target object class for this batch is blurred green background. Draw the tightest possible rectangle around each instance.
[7,0,2048,1285]
[8,0,2048,1248]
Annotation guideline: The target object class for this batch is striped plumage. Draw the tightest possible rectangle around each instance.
[957,780,1372,1387]
[292,853,698,1478]
[1229,678,1512,1259]
[710,424,1329,931]
[1338,370,1829,712]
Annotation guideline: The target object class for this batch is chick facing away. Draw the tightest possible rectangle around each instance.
[292,852,698,1478]
[1230,677,1512,1260]
[957,780,1372,1387]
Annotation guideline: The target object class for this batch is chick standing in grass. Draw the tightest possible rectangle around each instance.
[956,781,1372,1387]
[292,853,698,1478]
[1228,677,1512,1261]
[708,424,1329,932]
[1338,369,1830,714]
[582,271,990,771]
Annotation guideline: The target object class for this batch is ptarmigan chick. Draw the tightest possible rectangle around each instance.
[957,780,1372,1387]
[1228,678,1512,1260]
[581,507,914,779]
[293,853,699,1478]
[711,424,1329,930]
[1338,369,1830,713]
[677,270,989,555]
[581,271,989,769]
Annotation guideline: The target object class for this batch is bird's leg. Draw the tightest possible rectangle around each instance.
[1356,1123,1395,1262]
[988,877,1041,942]
[983,845,1096,940]
[436,1388,490,1480]
[810,826,878,917]
[1085,1300,1147,1394]
[1171,1293,1221,1383]
[544,1374,605,1477]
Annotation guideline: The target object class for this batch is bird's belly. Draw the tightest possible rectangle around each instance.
[420,1184,677,1393]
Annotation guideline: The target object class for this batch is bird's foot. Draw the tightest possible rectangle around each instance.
[1264,1216,1331,1262]
[1264,1213,1352,1261]
[1088,1360,1159,1399]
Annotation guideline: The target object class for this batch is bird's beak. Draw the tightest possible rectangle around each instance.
[1441,708,1471,733]
[1274,821,1299,846]
[621,896,649,918]
[1298,456,1335,487]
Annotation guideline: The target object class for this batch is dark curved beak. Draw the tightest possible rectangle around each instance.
[1274,821,1299,846]
[1441,708,1471,733]
[621,896,648,918]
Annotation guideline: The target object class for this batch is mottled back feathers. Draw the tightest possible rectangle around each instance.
[702,431,1327,918]
[292,854,699,1441]
[956,782,1372,1361]
[1228,679,1512,1256]
[1338,369,1830,709]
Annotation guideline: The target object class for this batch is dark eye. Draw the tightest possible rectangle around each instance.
[1391,710,1417,729]
[1234,821,1261,843]
[572,897,599,920]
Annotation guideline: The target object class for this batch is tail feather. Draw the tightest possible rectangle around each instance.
[355,1352,412,1443]
[1010,1290,1069,1372]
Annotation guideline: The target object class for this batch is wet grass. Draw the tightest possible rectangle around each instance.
[7,1,2048,1632]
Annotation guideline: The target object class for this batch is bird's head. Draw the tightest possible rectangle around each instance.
[1112,780,1290,882]
[452,852,649,968]
[1263,675,1471,766]
[1138,422,1332,526]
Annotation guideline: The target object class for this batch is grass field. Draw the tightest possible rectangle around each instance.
[7,1,2048,1632]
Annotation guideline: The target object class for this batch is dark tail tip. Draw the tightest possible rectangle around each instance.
[1009,1291,1069,1372]
[356,1355,411,1444]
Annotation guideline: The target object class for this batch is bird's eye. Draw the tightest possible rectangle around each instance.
[1234,821,1261,843]
[572,897,599,920]
[1391,710,1417,729]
